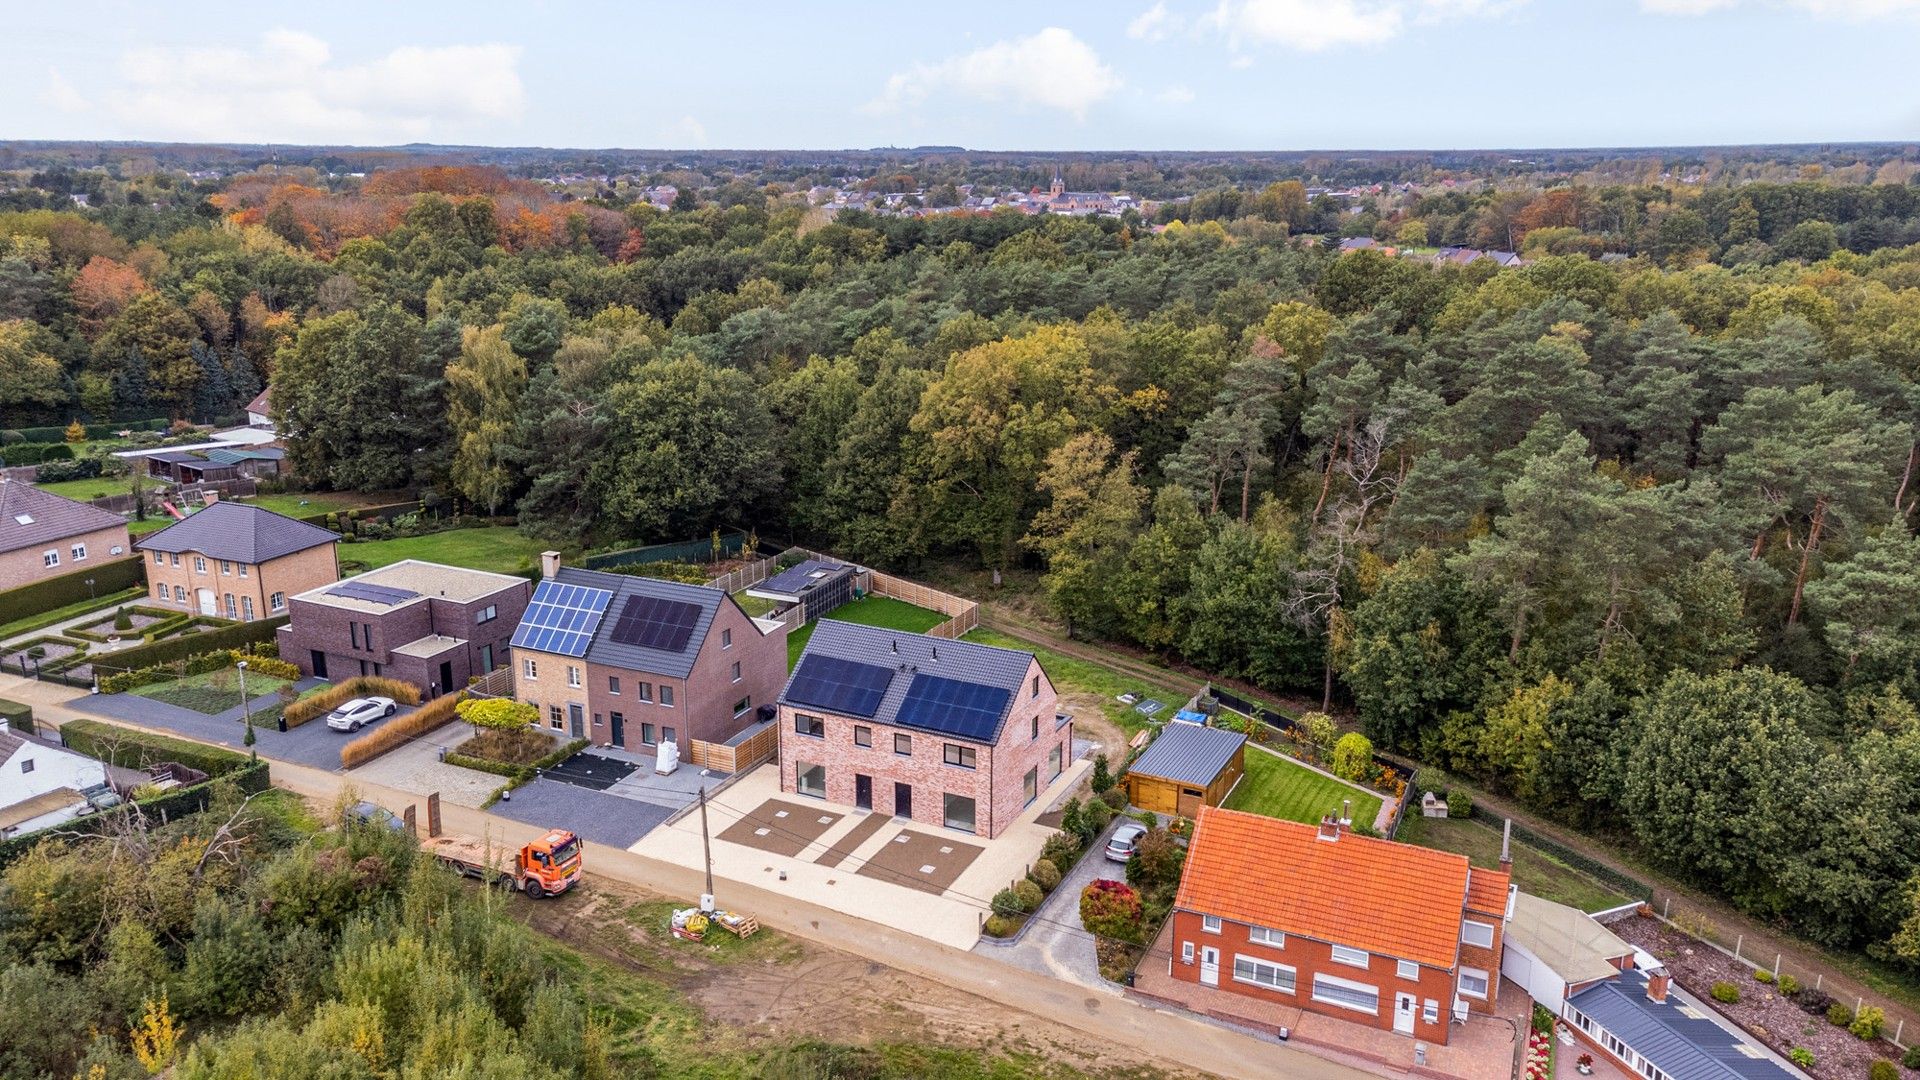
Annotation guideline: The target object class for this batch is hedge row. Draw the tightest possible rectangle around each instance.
[340,692,468,769]
[96,648,303,695]
[33,457,105,484]
[283,675,421,728]
[0,698,33,736]
[59,718,252,777]
[65,606,184,644]
[0,442,75,465]
[0,759,269,871]
[1492,813,1656,902]
[88,615,289,676]
[0,557,145,625]
[2,418,168,444]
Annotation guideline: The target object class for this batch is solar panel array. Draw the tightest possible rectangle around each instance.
[608,595,702,652]
[894,673,1012,742]
[326,580,421,606]
[786,654,894,718]
[510,581,613,657]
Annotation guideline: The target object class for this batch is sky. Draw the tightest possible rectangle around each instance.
[4,0,1919,151]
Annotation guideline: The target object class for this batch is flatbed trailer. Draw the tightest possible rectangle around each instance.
[423,827,583,898]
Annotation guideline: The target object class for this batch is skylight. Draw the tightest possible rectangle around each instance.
[13,514,32,525]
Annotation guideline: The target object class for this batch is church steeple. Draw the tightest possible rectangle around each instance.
[1050,164,1065,199]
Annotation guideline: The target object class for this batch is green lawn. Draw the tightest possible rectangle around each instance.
[132,668,293,715]
[731,590,778,618]
[1395,812,1629,913]
[339,527,548,576]
[788,595,948,668]
[33,472,163,502]
[964,627,1158,732]
[238,491,390,519]
[1224,746,1384,827]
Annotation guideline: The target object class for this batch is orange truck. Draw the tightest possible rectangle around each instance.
[424,828,583,898]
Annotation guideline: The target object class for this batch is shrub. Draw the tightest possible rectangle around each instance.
[59,718,249,777]
[1446,788,1473,819]
[284,676,421,728]
[1126,829,1187,897]
[239,655,301,681]
[32,456,103,483]
[1029,859,1061,893]
[1012,879,1044,912]
[1828,1003,1854,1027]
[64,420,86,442]
[1849,1005,1885,1040]
[457,697,539,731]
[1331,732,1374,781]
[1090,753,1113,795]
[1082,797,1114,835]
[1041,832,1080,870]
[983,914,1022,938]
[991,887,1030,917]
[340,692,466,769]
[112,608,133,632]
[1710,981,1740,1004]
[1798,989,1833,1016]
[1100,786,1127,811]
[454,726,558,767]
[1789,1048,1815,1069]
[1903,1046,1920,1070]
[1078,879,1144,944]
[1753,969,1773,984]
[1298,711,1337,753]
[1778,974,1800,996]
[1868,1061,1896,1080]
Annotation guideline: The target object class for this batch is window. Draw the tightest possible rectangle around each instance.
[350,622,360,649]
[193,556,206,573]
[642,723,656,746]
[154,584,166,602]
[732,696,750,717]
[1249,927,1286,948]
[1462,921,1495,949]
[795,714,825,738]
[1311,973,1380,1015]
[238,564,247,578]
[593,713,603,726]
[1030,675,1040,698]
[221,560,231,575]
[41,550,58,568]
[796,761,826,798]
[730,660,741,682]
[1202,915,1222,934]
[1458,967,1489,1000]
[1423,999,1439,1024]
[224,594,236,620]
[70,544,86,562]
[173,585,185,602]
[549,705,564,730]
[1048,744,1063,779]
[609,676,621,695]
[567,666,581,688]
[1330,945,1371,969]
[21,758,35,774]
[637,682,653,703]
[853,725,872,747]
[660,685,674,707]
[170,553,180,566]
[894,733,912,755]
[523,658,538,680]
[476,604,497,623]
[1233,956,1297,994]
[943,743,976,769]
[240,596,254,621]
[1397,959,1420,981]
[1030,715,1039,740]
[722,628,732,648]
[661,725,675,743]
[942,793,976,832]
[153,551,164,565]
[1023,766,1038,804]
[1182,941,1194,964]
[270,591,285,613]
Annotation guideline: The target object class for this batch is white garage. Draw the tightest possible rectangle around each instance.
[1500,892,1635,1014]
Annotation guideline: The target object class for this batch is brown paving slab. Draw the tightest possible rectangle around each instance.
[716,797,843,858]
[856,826,984,895]
[814,809,891,867]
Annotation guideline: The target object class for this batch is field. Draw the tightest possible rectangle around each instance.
[1395,812,1629,913]
[131,668,294,716]
[787,595,947,667]
[339,527,547,576]
[964,627,1163,732]
[1223,746,1384,827]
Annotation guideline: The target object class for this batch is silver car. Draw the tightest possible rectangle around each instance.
[1106,821,1149,862]
[326,696,397,732]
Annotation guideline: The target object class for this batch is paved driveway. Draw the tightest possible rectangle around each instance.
[76,685,418,772]
[488,777,675,848]
[979,817,1130,991]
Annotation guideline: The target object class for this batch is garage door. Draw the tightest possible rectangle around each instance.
[1131,776,1178,815]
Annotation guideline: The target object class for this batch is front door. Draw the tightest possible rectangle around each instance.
[196,588,216,616]
[438,661,453,696]
[855,774,873,810]
[610,712,625,748]
[568,703,584,738]
[1199,946,1220,987]
[310,650,328,679]
[893,782,912,819]
[1395,992,1417,1035]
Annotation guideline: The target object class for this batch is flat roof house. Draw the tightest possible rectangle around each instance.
[776,622,1071,839]
[1169,806,1512,1046]
[508,554,787,754]
[1124,720,1246,817]
[136,502,340,621]
[0,479,132,591]
[0,722,108,837]
[745,558,858,619]
[279,559,531,696]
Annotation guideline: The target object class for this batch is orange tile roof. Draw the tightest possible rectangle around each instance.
[1466,866,1511,918]
[1174,807,1473,969]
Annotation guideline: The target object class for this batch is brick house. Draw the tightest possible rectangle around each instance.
[508,554,787,753]
[775,622,1071,839]
[278,559,530,696]
[1168,807,1511,1045]
[136,502,340,621]
[0,479,132,592]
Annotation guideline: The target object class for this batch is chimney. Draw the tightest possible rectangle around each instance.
[1499,819,1513,874]
[1316,814,1341,842]
[1340,799,1353,826]
[1645,968,1671,1004]
[540,551,561,579]
[890,639,898,654]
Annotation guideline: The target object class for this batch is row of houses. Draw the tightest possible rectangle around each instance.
[1337,236,1526,267]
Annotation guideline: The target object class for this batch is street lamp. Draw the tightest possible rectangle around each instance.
[237,660,256,754]
[84,577,95,600]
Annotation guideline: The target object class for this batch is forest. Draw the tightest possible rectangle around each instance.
[4,158,1920,982]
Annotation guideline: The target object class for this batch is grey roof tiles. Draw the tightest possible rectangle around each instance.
[779,620,1037,744]
[134,501,339,564]
[0,481,127,556]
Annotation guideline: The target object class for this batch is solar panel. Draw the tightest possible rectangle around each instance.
[510,580,613,657]
[894,673,1012,742]
[608,594,701,652]
[786,654,894,718]
[327,581,421,606]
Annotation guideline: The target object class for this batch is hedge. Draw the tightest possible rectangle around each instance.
[0,557,145,625]
[32,457,105,484]
[0,442,75,465]
[283,675,422,728]
[339,691,466,768]
[87,615,289,676]
[64,605,178,643]
[59,718,252,777]
[2,418,167,444]
[96,648,304,694]
[0,698,33,735]
[0,759,269,871]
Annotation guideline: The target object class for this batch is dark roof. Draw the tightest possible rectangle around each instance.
[546,566,729,679]
[0,481,128,556]
[135,502,339,564]
[1130,721,1245,786]
[1568,970,1797,1080]
[205,446,285,466]
[779,621,1036,744]
[757,559,855,598]
[148,451,206,465]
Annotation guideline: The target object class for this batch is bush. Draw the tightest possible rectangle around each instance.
[1083,797,1114,835]
[33,456,103,483]
[456,697,539,731]
[1030,859,1061,893]
[1789,1048,1815,1069]
[1829,1003,1854,1027]
[1850,1005,1885,1040]
[1090,753,1113,795]
[1331,732,1373,781]
[1012,879,1044,912]
[1298,711,1337,753]
[284,676,421,728]
[0,556,144,624]
[991,887,1031,917]
[92,615,289,676]
[1798,989,1833,1017]
[1868,1061,1896,1080]
[1778,974,1800,996]
[1100,786,1127,811]
[1078,879,1145,944]
[983,914,1022,938]
[64,420,86,442]
[1126,829,1187,897]
[1904,1046,1920,1070]
[112,608,133,632]
[1041,832,1080,870]
[1446,788,1473,819]
[1710,981,1740,1004]
[339,692,466,769]
[59,718,249,777]
[1753,969,1773,984]
[239,655,301,681]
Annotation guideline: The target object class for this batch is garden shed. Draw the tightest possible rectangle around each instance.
[1124,720,1245,817]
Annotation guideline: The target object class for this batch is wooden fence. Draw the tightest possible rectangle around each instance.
[866,571,979,639]
[467,668,515,698]
[688,722,778,774]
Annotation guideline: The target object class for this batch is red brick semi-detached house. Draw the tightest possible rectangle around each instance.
[776,621,1071,839]
[1170,807,1512,1046]
[509,554,787,752]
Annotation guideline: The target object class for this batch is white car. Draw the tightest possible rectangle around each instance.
[326,696,397,732]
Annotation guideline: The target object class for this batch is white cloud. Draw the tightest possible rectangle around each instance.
[1206,0,1523,51]
[662,115,708,147]
[40,68,88,114]
[1128,2,1184,40]
[1642,0,1920,13]
[1157,83,1197,103]
[867,28,1121,120]
[49,29,524,144]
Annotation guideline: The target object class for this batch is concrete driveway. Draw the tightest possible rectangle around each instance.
[76,684,418,772]
[978,816,1130,991]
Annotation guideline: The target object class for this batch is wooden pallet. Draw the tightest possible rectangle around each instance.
[716,913,759,939]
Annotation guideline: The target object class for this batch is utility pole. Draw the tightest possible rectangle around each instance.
[698,785,715,912]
